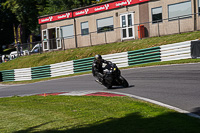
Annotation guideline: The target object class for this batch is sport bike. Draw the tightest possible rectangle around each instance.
[95,62,129,89]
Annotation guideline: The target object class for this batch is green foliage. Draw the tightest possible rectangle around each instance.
[1,0,93,45]
[0,0,19,47]
[92,0,109,4]
[2,0,46,33]
[41,0,92,15]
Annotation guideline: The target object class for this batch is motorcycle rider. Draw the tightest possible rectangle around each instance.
[92,54,109,84]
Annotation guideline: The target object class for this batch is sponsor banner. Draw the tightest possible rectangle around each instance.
[39,0,149,24]
[73,0,149,17]
[39,12,72,24]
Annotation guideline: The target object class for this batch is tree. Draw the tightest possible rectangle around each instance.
[41,0,92,16]
[2,0,92,34]
[92,0,109,4]
[1,0,94,47]
[80,0,92,7]
[0,0,18,53]
[2,0,47,43]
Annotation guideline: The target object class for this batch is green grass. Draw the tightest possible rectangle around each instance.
[1,32,200,133]
[1,31,200,71]
[0,95,200,133]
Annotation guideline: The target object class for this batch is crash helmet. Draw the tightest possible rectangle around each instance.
[95,54,102,61]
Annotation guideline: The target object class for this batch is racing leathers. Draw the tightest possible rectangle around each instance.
[92,59,109,84]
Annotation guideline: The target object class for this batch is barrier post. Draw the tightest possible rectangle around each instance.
[62,37,65,50]
[157,20,160,37]
[105,31,107,44]
[0,72,2,82]
[178,17,181,34]
[90,32,92,46]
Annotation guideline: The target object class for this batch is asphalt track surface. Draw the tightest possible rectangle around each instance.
[0,63,200,115]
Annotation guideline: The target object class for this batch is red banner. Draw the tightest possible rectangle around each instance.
[73,0,149,17]
[39,0,149,24]
[39,12,73,24]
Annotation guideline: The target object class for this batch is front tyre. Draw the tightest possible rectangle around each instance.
[119,76,129,88]
[106,85,112,89]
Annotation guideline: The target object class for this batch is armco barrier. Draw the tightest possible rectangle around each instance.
[73,52,129,74]
[1,70,15,82]
[128,47,161,66]
[14,68,32,81]
[160,41,191,61]
[73,57,94,73]
[0,40,195,82]
[50,61,74,77]
[102,52,129,68]
[31,65,51,79]
[0,72,2,82]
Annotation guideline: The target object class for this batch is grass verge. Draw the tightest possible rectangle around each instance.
[0,95,200,133]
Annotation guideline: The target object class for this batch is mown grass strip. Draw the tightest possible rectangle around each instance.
[0,95,200,133]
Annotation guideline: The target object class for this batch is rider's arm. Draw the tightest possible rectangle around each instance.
[102,59,110,64]
[92,62,98,76]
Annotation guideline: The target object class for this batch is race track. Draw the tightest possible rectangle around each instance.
[0,63,200,115]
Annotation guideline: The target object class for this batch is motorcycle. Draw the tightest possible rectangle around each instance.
[94,62,129,89]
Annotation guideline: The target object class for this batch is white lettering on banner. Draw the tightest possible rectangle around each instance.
[94,4,110,11]
[39,0,149,24]
[75,9,89,15]
[41,18,49,22]
[95,6,104,11]
[41,16,53,22]
[85,9,89,14]
[57,13,70,19]
[75,11,85,15]
[127,0,132,5]
[116,0,132,7]
[49,16,53,21]
[105,4,109,10]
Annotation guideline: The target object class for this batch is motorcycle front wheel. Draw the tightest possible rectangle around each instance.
[105,84,112,89]
[119,76,129,88]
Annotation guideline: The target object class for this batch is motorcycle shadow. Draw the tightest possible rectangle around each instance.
[106,85,135,90]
